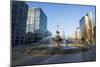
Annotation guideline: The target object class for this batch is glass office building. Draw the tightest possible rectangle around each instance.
[12,1,29,46]
[26,8,47,34]
[26,8,48,44]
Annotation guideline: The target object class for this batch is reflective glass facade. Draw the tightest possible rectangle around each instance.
[12,1,28,46]
[26,8,47,34]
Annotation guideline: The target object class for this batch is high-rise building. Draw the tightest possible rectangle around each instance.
[75,27,81,40]
[26,8,47,34]
[12,1,29,46]
[79,12,94,44]
[25,8,48,44]
[75,27,81,43]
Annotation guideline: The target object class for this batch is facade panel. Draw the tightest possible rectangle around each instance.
[26,8,47,34]
[12,1,28,46]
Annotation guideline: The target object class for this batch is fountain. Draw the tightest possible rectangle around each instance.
[36,35,53,47]
[54,31,62,48]
[54,25,62,48]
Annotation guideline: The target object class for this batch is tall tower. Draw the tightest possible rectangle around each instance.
[79,12,94,45]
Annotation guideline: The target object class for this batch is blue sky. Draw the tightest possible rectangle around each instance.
[26,2,96,37]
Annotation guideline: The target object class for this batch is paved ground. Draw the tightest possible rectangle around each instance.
[11,46,96,66]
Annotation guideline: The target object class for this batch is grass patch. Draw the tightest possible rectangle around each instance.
[32,45,48,50]
[65,44,82,47]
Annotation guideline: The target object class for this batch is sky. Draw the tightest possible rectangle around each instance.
[26,1,96,38]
